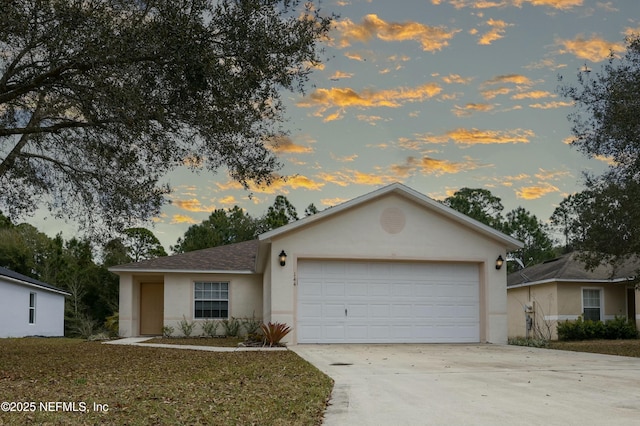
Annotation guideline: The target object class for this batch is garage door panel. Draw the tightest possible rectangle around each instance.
[297,260,479,343]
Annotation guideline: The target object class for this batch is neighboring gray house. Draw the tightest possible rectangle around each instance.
[111,183,522,344]
[0,267,70,338]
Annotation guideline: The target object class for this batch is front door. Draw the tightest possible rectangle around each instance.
[140,282,164,335]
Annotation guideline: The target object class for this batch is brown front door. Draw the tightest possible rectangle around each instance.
[140,282,164,335]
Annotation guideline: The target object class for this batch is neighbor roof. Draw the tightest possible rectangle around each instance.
[259,182,523,250]
[507,252,639,288]
[0,266,71,296]
[109,239,259,273]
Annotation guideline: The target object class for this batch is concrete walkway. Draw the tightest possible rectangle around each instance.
[104,337,287,352]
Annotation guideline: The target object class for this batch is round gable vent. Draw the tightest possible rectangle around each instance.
[380,207,406,234]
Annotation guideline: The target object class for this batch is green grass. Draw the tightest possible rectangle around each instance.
[0,338,333,425]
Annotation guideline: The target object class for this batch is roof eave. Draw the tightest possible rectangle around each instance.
[1,275,71,296]
[508,277,635,289]
[108,268,257,275]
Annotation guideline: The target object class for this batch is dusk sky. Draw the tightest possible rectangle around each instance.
[36,0,640,251]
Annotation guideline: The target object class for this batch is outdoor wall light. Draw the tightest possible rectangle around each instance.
[495,255,504,270]
[279,250,287,267]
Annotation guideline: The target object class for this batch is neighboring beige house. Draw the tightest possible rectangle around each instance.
[507,252,640,340]
[110,183,522,344]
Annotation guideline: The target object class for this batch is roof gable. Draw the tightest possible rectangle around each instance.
[109,239,259,273]
[259,182,522,249]
[0,266,70,296]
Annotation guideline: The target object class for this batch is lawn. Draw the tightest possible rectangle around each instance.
[0,338,333,425]
[144,336,246,347]
[548,339,640,358]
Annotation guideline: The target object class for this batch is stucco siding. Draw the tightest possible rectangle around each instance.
[0,280,65,338]
[268,194,509,344]
[162,273,263,337]
[507,283,558,340]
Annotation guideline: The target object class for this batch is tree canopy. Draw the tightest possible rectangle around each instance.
[442,188,504,230]
[559,34,640,268]
[0,0,332,233]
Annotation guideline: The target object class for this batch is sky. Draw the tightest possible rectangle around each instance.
[35,0,640,251]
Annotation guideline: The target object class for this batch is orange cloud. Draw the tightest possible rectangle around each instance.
[173,199,213,213]
[452,103,494,117]
[298,83,442,121]
[478,18,513,45]
[535,168,571,181]
[170,214,199,224]
[330,70,354,80]
[318,169,397,187]
[557,35,625,62]
[321,197,350,207]
[266,135,314,154]
[334,14,459,52]
[441,74,474,84]
[511,90,555,100]
[435,0,583,10]
[330,153,359,162]
[218,195,238,205]
[482,74,533,87]
[418,128,535,145]
[392,156,485,177]
[516,182,560,200]
[529,101,574,109]
[480,87,512,99]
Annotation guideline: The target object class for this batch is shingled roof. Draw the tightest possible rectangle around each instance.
[507,251,640,287]
[109,239,259,273]
[0,266,70,295]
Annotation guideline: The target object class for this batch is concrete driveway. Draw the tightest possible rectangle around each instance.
[291,344,640,426]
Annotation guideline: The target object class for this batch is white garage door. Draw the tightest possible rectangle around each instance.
[297,260,479,343]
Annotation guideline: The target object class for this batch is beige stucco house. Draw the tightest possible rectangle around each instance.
[507,252,640,340]
[110,183,522,344]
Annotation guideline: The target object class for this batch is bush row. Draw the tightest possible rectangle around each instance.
[557,316,638,341]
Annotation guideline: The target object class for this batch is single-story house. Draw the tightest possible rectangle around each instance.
[110,183,522,344]
[507,252,640,340]
[0,266,70,338]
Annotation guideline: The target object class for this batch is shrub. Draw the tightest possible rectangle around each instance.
[558,316,638,341]
[558,316,604,341]
[260,322,291,347]
[201,319,220,337]
[240,315,262,336]
[104,313,119,337]
[162,325,175,338]
[508,337,549,348]
[604,316,638,339]
[222,317,241,337]
[178,316,196,337]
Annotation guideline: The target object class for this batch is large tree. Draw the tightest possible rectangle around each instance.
[442,188,504,230]
[0,0,332,232]
[172,206,258,253]
[504,207,554,269]
[559,34,640,267]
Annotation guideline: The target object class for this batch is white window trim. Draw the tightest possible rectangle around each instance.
[193,281,230,320]
[581,287,604,321]
[29,292,36,324]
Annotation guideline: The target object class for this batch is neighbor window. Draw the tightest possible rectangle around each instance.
[582,288,602,321]
[194,282,229,319]
[29,292,36,324]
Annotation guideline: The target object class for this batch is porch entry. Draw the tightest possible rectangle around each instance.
[140,282,164,335]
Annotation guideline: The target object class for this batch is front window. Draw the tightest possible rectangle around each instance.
[29,292,36,324]
[194,282,229,319]
[582,288,602,321]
